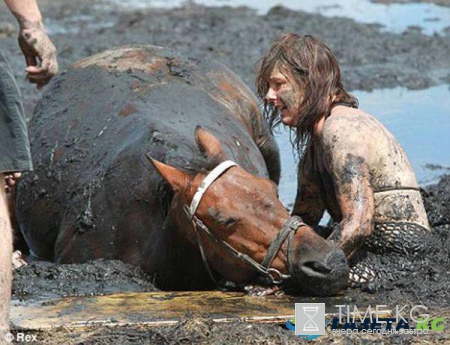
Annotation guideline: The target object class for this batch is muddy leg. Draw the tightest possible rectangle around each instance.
[348,251,378,289]
[349,222,430,290]
[364,222,430,255]
[0,175,12,340]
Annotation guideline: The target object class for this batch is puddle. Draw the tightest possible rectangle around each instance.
[105,0,450,35]
[276,85,450,207]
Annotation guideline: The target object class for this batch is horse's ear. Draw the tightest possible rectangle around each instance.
[147,154,190,194]
[195,126,225,159]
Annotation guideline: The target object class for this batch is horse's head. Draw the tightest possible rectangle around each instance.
[149,127,348,296]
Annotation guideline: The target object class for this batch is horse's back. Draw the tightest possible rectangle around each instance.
[16,45,279,264]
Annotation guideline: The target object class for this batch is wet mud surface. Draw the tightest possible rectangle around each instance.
[1,0,449,343]
[12,259,158,302]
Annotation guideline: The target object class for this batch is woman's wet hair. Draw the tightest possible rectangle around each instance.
[256,34,358,152]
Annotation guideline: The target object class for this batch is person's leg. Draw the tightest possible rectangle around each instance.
[0,175,12,339]
[0,50,33,344]
[349,221,432,289]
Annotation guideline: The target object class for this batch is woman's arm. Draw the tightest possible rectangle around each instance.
[321,116,375,259]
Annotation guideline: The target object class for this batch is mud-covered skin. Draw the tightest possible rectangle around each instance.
[15,45,280,290]
[292,106,430,285]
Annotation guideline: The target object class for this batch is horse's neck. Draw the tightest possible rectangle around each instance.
[146,198,214,289]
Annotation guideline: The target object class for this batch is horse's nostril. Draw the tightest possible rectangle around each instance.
[303,261,332,275]
[294,248,349,296]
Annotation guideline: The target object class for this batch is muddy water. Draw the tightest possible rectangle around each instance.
[107,0,450,35]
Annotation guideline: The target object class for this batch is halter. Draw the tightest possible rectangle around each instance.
[184,160,306,286]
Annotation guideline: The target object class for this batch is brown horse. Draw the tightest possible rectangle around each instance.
[16,46,348,295]
[150,127,349,295]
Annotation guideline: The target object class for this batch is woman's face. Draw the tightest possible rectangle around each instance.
[265,66,303,127]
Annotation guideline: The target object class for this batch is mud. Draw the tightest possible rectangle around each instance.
[0,1,449,119]
[12,259,158,302]
[9,175,450,344]
[1,1,450,343]
[14,185,443,302]
[422,174,450,226]
[9,310,450,344]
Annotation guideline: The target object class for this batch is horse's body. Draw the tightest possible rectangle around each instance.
[17,46,279,289]
[17,46,348,294]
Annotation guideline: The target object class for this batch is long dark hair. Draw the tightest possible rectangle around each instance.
[256,34,358,152]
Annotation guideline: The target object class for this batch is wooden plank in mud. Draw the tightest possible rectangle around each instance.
[9,291,386,330]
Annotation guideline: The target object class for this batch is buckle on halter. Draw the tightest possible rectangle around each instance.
[267,267,290,285]
[290,217,305,232]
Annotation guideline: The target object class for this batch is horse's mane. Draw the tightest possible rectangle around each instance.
[180,154,225,177]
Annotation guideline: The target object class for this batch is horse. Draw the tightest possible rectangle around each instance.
[16,45,348,295]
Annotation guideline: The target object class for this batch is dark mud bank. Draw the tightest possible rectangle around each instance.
[12,259,158,302]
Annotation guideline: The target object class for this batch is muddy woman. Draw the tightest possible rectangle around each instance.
[256,34,431,288]
[0,0,57,341]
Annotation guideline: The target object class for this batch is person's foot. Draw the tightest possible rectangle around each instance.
[4,173,21,194]
[11,251,27,270]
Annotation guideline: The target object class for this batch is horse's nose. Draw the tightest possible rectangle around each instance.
[298,248,349,296]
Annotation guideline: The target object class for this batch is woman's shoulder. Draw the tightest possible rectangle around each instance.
[321,107,386,155]
[322,107,382,138]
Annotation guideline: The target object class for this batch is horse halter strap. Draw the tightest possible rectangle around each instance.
[188,160,238,216]
[184,160,306,285]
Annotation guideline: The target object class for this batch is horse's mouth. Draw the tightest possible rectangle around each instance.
[290,249,350,296]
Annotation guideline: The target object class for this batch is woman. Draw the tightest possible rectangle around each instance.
[256,34,430,287]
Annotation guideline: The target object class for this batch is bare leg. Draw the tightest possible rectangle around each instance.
[0,175,12,340]
[4,173,19,246]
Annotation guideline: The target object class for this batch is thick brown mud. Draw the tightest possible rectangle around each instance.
[1,1,450,343]
[12,259,158,302]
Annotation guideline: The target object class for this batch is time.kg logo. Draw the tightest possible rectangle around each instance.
[295,303,326,337]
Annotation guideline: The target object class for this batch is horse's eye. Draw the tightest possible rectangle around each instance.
[219,217,238,228]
